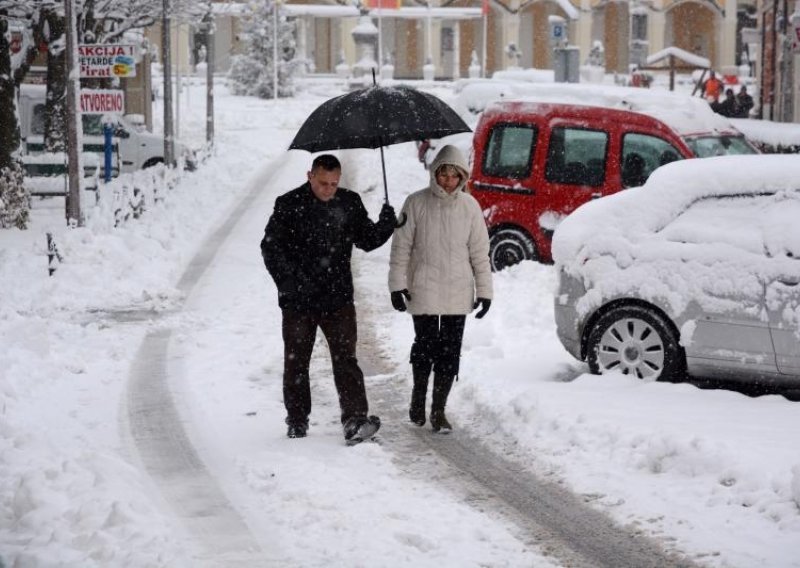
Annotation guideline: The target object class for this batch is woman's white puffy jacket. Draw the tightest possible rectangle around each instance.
[388,145,493,315]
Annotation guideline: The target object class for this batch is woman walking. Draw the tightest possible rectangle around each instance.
[388,145,493,433]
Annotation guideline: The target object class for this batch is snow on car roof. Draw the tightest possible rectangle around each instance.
[552,155,800,317]
[455,80,738,137]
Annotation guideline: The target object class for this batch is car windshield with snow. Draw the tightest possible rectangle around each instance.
[552,154,800,385]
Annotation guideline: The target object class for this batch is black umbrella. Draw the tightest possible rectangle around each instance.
[289,75,471,208]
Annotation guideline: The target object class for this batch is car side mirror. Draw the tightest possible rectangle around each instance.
[115,127,130,139]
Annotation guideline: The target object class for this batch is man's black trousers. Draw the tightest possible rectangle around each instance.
[281,303,368,426]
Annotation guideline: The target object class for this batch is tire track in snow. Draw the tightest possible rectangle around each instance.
[350,235,699,568]
[124,156,297,566]
[356,299,700,568]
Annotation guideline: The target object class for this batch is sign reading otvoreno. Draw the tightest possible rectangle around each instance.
[79,44,137,78]
[80,89,125,114]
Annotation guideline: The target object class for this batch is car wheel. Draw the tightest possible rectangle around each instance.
[142,158,164,169]
[587,305,685,381]
[489,228,536,271]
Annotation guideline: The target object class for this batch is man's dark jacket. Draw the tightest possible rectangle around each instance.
[261,182,394,313]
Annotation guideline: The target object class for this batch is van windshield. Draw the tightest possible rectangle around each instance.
[685,135,759,158]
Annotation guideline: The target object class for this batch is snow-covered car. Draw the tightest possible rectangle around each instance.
[552,155,800,384]
[18,83,195,175]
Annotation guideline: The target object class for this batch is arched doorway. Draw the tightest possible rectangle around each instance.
[666,2,719,68]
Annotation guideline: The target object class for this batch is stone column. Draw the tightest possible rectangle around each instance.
[351,11,379,84]
[718,0,737,68]
[648,2,666,56]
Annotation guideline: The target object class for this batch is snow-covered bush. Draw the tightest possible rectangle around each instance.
[0,162,29,230]
[227,0,299,99]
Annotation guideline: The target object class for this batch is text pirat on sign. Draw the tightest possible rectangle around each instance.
[79,44,137,78]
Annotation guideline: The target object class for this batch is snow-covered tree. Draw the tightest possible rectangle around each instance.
[228,0,298,99]
[0,161,27,229]
[0,1,46,229]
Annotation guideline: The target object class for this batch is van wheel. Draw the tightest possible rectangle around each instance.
[489,228,536,271]
[143,158,164,169]
[586,305,686,382]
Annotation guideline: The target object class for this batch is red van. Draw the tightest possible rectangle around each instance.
[468,100,756,270]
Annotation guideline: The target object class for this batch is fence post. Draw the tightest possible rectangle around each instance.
[46,232,63,276]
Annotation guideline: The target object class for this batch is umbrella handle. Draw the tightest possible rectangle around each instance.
[379,145,389,204]
[377,134,405,227]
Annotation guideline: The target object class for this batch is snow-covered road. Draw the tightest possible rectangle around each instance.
[2,79,799,567]
[123,144,695,567]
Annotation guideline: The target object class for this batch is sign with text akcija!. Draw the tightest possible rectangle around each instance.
[79,44,137,78]
[80,89,125,114]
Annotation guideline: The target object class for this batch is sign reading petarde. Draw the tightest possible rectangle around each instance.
[79,44,137,78]
[80,89,125,114]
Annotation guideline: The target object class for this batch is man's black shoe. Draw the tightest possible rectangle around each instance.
[287,422,308,439]
[343,415,381,445]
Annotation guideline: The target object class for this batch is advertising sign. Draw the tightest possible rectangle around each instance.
[80,89,125,114]
[10,31,22,54]
[79,44,137,78]
[792,11,800,54]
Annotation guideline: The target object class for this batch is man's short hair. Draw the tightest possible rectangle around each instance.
[312,154,341,172]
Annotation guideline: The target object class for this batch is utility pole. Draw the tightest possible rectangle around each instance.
[64,0,83,226]
[205,11,215,145]
[162,0,175,166]
[273,0,279,101]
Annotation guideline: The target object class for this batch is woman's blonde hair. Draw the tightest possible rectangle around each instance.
[435,163,469,192]
[435,163,463,179]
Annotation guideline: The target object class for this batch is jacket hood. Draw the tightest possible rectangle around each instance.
[429,145,469,195]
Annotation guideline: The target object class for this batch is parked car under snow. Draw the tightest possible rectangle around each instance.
[552,155,800,385]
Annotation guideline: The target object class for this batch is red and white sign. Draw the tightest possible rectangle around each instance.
[10,31,23,54]
[79,44,137,78]
[793,21,800,53]
[80,89,125,114]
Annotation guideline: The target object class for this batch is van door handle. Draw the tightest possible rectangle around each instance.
[473,181,534,195]
[778,278,799,286]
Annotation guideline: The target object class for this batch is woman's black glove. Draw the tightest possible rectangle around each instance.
[391,289,411,312]
[473,298,491,319]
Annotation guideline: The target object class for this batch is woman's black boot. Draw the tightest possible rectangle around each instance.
[430,373,455,433]
[409,364,431,426]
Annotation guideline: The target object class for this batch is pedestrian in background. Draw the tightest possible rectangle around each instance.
[715,88,737,117]
[735,85,754,118]
[388,145,493,434]
[702,70,724,104]
[261,154,397,443]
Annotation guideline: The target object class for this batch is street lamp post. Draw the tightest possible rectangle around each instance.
[273,0,279,101]
[162,0,175,166]
[64,0,83,226]
[205,12,215,145]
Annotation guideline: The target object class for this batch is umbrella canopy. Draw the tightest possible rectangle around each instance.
[289,85,471,153]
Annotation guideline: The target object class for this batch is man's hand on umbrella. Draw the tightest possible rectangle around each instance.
[379,203,397,226]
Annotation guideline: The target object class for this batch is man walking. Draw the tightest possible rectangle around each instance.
[261,154,396,443]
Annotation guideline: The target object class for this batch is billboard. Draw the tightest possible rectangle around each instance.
[79,44,137,78]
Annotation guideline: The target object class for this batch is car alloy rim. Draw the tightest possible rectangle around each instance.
[597,317,665,379]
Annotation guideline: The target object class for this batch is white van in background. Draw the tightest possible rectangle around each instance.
[18,83,194,175]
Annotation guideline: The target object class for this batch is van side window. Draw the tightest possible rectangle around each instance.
[31,104,47,135]
[545,127,607,186]
[482,123,536,179]
[621,133,683,188]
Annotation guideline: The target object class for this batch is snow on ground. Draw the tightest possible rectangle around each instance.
[1,75,799,567]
